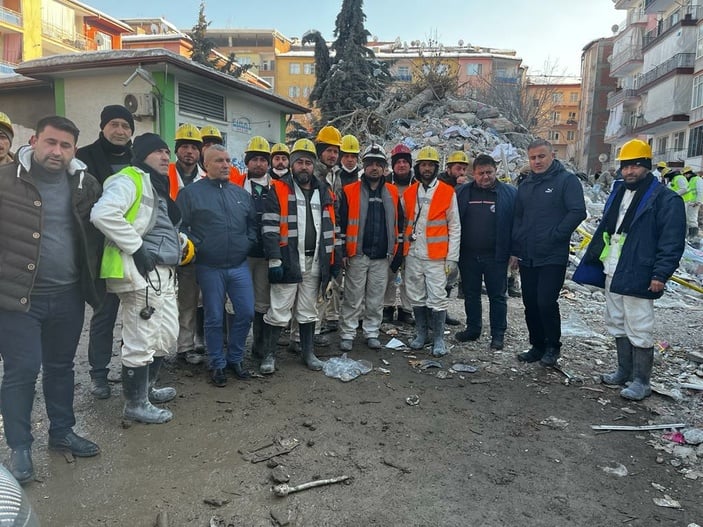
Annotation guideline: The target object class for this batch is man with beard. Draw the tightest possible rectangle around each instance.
[402,146,461,357]
[339,134,361,187]
[167,124,204,200]
[91,133,180,424]
[260,139,340,373]
[268,143,290,180]
[438,150,470,187]
[512,139,586,367]
[574,139,685,400]
[0,112,15,166]
[338,144,402,351]
[177,145,257,387]
[383,143,415,325]
[76,104,134,399]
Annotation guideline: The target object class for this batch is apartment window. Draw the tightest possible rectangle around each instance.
[238,57,252,65]
[288,86,300,98]
[289,63,300,74]
[568,111,577,120]
[551,111,561,123]
[260,60,275,71]
[570,92,579,103]
[94,31,112,51]
[303,86,311,97]
[466,63,483,76]
[396,66,411,81]
[548,131,560,141]
[698,24,703,59]
[566,130,576,141]
[673,131,686,151]
[693,74,703,109]
[303,63,315,75]
[688,125,703,157]
[656,136,668,156]
[552,92,563,103]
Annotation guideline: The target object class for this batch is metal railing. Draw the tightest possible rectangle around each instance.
[607,88,638,107]
[0,6,21,26]
[41,20,96,51]
[610,45,643,72]
[643,6,701,47]
[634,53,695,91]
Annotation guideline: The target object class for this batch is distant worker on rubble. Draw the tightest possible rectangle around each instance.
[652,160,667,183]
[512,139,586,367]
[681,167,702,240]
[573,139,685,401]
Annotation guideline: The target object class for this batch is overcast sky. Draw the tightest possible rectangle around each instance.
[89,0,623,76]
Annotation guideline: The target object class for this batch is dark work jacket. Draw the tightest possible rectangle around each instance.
[76,136,132,185]
[511,160,586,267]
[176,177,257,268]
[0,151,104,311]
[456,180,516,262]
[573,177,686,299]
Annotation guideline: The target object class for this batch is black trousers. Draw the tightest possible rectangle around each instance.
[518,264,566,349]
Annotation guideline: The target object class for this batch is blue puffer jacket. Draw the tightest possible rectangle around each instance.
[573,177,686,299]
[456,180,516,262]
[176,177,257,268]
[512,159,586,267]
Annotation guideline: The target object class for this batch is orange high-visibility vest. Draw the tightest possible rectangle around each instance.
[403,180,454,259]
[229,166,245,187]
[167,163,182,200]
[343,181,399,257]
[271,179,290,247]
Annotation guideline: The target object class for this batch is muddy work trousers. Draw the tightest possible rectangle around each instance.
[265,256,321,327]
[176,263,200,354]
[404,256,448,311]
[339,255,389,340]
[604,275,654,348]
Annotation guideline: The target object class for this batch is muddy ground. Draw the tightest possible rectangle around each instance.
[2,291,702,527]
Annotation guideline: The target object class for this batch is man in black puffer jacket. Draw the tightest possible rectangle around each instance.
[512,139,586,367]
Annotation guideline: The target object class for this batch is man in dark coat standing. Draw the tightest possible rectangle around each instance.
[574,139,685,401]
[512,139,586,366]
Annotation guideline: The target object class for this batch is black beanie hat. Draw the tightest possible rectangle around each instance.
[132,133,169,163]
[620,157,652,171]
[100,105,135,133]
[245,151,271,165]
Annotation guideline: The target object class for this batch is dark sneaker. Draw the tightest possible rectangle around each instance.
[517,346,545,363]
[490,336,504,350]
[90,377,111,399]
[9,448,34,484]
[49,431,100,457]
[226,362,251,380]
[209,368,227,387]
[539,348,560,367]
[455,329,480,342]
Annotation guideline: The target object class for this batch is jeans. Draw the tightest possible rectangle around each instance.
[460,255,508,337]
[519,264,566,349]
[87,292,120,380]
[197,263,254,369]
[0,286,85,449]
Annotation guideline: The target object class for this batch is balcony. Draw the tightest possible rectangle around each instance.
[494,75,519,84]
[643,6,700,48]
[644,0,676,14]
[614,0,641,8]
[634,53,695,92]
[607,88,639,108]
[41,20,97,51]
[609,45,643,76]
[690,105,703,125]
[0,6,21,27]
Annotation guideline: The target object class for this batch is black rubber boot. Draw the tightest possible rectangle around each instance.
[431,310,448,357]
[601,337,633,385]
[539,346,560,367]
[260,323,281,375]
[396,308,415,325]
[300,322,324,371]
[517,346,545,363]
[410,307,429,349]
[620,346,653,401]
[382,306,395,323]
[90,376,111,400]
[251,312,265,360]
[445,313,461,326]
[122,365,173,424]
[148,357,176,403]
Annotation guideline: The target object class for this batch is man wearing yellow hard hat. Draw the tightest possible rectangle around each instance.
[438,150,470,187]
[0,112,14,165]
[574,138,685,401]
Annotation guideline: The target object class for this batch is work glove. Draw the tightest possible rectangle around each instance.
[445,260,459,286]
[132,244,156,277]
[268,265,284,283]
[390,253,404,274]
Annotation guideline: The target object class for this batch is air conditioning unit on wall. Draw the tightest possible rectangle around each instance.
[124,93,154,117]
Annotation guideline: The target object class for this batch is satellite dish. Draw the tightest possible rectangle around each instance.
[598,153,608,163]
[458,39,464,46]
[611,24,619,34]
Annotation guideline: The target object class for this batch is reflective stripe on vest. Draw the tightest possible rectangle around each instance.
[343,181,399,257]
[403,181,454,259]
[671,175,694,202]
[100,167,144,279]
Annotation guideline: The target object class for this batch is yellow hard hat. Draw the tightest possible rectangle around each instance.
[315,125,342,147]
[682,166,694,175]
[447,150,469,165]
[290,138,317,158]
[175,123,202,144]
[656,161,667,169]
[200,125,223,143]
[660,167,671,177]
[416,146,440,163]
[616,139,651,161]
[178,233,195,266]
[271,143,290,157]
[245,136,271,155]
[340,134,360,154]
[0,112,13,143]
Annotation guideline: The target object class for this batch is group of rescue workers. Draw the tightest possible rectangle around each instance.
[0,106,691,486]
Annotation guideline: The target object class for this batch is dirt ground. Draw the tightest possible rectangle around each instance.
[2,292,703,527]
